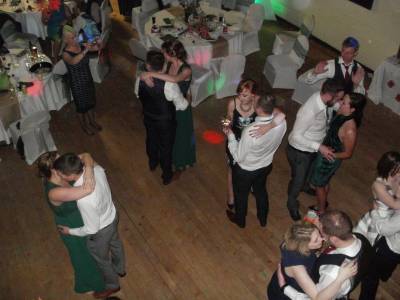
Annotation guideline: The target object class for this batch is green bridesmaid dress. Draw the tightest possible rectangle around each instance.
[309,114,354,187]
[45,181,105,293]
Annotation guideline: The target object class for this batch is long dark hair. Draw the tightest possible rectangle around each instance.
[37,152,58,179]
[377,151,400,179]
[162,39,187,61]
[348,92,366,127]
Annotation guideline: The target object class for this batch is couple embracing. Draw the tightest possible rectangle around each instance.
[38,152,125,298]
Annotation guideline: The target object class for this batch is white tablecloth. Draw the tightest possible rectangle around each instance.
[145,6,245,69]
[0,1,47,39]
[0,50,68,143]
[368,56,400,115]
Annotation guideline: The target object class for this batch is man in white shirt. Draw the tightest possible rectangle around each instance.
[302,37,365,95]
[135,50,188,185]
[55,153,125,296]
[282,210,362,300]
[287,79,344,221]
[359,209,400,299]
[224,95,287,228]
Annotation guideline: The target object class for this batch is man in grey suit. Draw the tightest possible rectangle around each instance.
[56,153,125,297]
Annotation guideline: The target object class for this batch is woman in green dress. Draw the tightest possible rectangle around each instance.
[141,40,196,171]
[309,93,366,213]
[37,152,105,296]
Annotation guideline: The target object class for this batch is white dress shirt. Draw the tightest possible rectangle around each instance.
[288,92,327,153]
[303,57,365,95]
[69,165,116,237]
[376,209,400,254]
[134,78,189,111]
[284,237,362,299]
[227,115,287,171]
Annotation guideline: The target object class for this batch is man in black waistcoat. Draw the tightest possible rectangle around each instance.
[304,37,366,95]
[136,50,188,185]
[280,210,368,299]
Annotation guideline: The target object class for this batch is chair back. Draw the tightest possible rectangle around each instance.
[100,0,112,32]
[20,111,51,133]
[129,38,148,61]
[53,59,68,75]
[142,0,159,12]
[216,54,245,99]
[299,14,315,38]
[245,4,265,31]
[289,35,309,66]
[100,28,111,46]
[134,13,148,42]
[0,20,17,41]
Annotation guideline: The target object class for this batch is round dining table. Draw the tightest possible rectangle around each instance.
[144,3,246,69]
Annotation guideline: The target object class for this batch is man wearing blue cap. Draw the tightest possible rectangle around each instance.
[304,37,365,95]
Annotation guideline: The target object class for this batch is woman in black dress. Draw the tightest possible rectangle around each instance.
[62,25,101,135]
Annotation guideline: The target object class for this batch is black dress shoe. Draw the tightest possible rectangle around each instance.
[302,185,316,196]
[118,272,127,278]
[149,162,158,171]
[258,218,267,227]
[289,209,301,221]
[226,210,245,228]
[226,201,234,210]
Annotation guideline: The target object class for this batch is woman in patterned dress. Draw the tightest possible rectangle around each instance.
[62,25,102,135]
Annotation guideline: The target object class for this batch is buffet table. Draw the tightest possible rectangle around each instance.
[144,4,245,69]
[0,49,68,143]
[368,55,400,116]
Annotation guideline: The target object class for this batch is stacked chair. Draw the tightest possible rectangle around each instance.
[9,111,57,165]
[0,19,41,50]
[263,35,309,89]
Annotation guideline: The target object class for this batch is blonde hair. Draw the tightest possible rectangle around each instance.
[37,151,58,179]
[282,222,317,256]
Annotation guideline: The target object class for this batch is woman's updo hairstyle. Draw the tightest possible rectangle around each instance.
[164,40,187,61]
[37,151,58,179]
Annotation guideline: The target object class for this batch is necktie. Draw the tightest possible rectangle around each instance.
[343,64,350,82]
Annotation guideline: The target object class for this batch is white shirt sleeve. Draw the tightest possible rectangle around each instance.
[68,199,101,236]
[304,60,335,84]
[134,77,140,98]
[376,213,400,236]
[353,65,366,95]
[227,128,253,164]
[164,82,189,111]
[283,286,310,299]
[290,106,321,152]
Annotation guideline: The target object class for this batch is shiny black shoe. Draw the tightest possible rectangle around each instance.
[289,209,301,221]
[149,162,158,171]
[226,201,234,210]
[226,210,245,228]
[258,218,267,227]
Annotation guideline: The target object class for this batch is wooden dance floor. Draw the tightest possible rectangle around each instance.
[0,4,399,299]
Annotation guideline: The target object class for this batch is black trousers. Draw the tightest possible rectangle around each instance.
[233,164,272,227]
[144,117,176,181]
[286,145,316,211]
[359,237,400,300]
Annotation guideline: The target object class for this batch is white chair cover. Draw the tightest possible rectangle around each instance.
[100,0,112,32]
[128,38,148,61]
[214,54,245,99]
[242,4,265,56]
[190,64,215,107]
[142,0,159,12]
[9,111,57,165]
[52,60,68,76]
[291,69,324,104]
[272,15,315,55]
[263,35,309,89]
[134,11,149,42]
[1,20,41,50]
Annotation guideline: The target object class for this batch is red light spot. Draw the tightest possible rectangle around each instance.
[27,80,44,97]
[202,130,224,144]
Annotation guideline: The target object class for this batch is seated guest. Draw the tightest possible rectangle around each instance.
[223,95,287,228]
[267,222,357,300]
[135,50,188,185]
[309,93,366,214]
[85,0,102,31]
[302,37,365,95]
[281,210,368,300]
